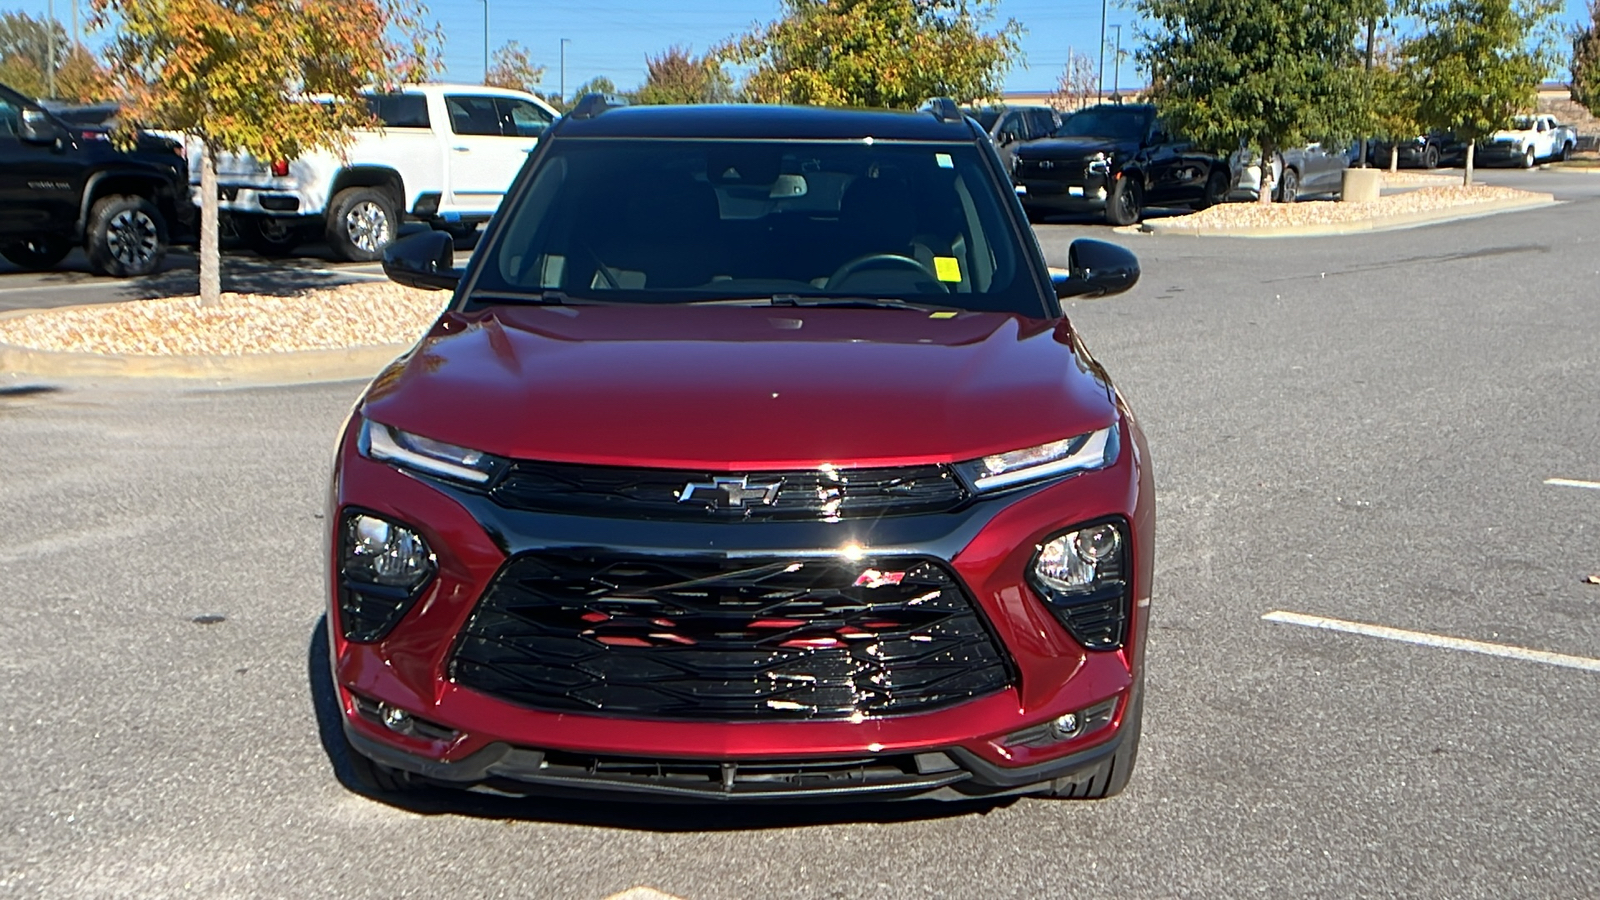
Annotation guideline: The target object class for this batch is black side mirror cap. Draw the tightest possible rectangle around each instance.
[382,230,462,291]
[1052,239,1140,299]
[19,108,59,144]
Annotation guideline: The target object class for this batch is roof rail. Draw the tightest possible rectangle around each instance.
[568,92,628,120]
[919,97,965,124]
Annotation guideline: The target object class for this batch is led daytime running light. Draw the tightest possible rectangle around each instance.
[363,419,495,484]
[966,426,1117,492]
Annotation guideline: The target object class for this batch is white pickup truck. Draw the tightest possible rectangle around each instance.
[198,83,559,260]
[1478,114,1578,168]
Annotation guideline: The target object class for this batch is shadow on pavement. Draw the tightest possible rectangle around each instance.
[306,617,1013,831]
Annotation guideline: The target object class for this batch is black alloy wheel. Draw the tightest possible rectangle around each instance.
[1276,167,1300,203]
[1192,168,1231,210]
[1105,177,1142,226]
[1423,144,1441,169]
[85,194,167,277]
[0,235,73,271]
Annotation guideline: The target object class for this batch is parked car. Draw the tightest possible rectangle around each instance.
[327,96,1154,803]
[1230,143,1351,202]
[1477,114,1577,167]
[964,104,1061,172]
[1013,103,1232,225]
[1368,131,1467,170]
[0,81,192,276]
[197,83,560,260]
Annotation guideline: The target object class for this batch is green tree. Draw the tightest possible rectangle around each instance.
[485,41,544,95]
[1403,0,1560,185]
[635,45,733,105]
[1572,2,1600,114]
[92,0,438,304]
[569,75,623,104]
[1136,0,1383,202]
[0,11,69,99]
[719,0,1023,109]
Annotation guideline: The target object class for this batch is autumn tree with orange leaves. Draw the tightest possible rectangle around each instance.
[91,0,439,304]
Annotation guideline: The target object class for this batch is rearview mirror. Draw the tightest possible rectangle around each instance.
[382,230,461,291]
[1052,239,1140,299]
[19,108,59,145]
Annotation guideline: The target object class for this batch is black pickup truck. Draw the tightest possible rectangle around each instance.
[1013,104,1232,226]
[0,82,192,276]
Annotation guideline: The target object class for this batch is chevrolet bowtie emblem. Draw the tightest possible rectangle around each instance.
[679,475,783,508]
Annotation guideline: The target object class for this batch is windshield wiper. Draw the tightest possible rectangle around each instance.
[468,290,569,305]
[771,295,958,311]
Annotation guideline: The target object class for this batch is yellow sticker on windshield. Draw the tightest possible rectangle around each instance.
[934,257,961,282]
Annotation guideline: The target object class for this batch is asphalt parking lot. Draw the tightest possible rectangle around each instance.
[2,168,1598,899]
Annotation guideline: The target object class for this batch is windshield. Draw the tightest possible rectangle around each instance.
[970,109,1002,130]
[1054,108,1151,141]
[1511,115,1535,130]
[473,138,1045,316]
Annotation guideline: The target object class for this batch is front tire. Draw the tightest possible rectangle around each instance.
[1523,146,1537,169]
[0,235,73,271]
[1046,683,1143,800]
[325,187,399,262]
[1191,168,1230,210]
[1104,177,1142,226]
[1276,167,1301,203]
[1423,144,1441,169]
[340,731,423,795]
[85,194,167,277]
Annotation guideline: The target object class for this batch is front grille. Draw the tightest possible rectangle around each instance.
[450,553,1012,720]
[1019,157,1087,178]
[488,461,967,521]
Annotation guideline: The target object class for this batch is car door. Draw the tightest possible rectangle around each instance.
[992,110,1027,171]
[0,95,78,237]
[443,93,546,213]
[1143,123,1206,206]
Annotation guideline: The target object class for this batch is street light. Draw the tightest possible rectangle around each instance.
[560,38,571,104]
[1111,24,1122,101]
[1097,0,1107,102]
[478,0,489,83]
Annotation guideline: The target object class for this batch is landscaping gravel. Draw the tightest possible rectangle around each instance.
[1151,184,1545,233]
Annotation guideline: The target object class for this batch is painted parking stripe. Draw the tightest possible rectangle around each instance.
[1263,610,1600,673]
[1545,477,1600,490]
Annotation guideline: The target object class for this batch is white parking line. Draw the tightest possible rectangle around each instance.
[1263,610,1600,673]
[1545,477,1600,490]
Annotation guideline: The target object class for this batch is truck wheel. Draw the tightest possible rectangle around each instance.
[326,187,398,262]
[1191,168,1230,210]
[242,216,304,257]
[1045,683,1143,800]
[1559,142,1573,162]
[1104,177,1142,226]
[85,194,167,277]
[1423,145,1440,169]
[1523,147,1536,169]
[0,236,73,271]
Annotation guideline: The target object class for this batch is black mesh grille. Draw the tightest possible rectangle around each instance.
[488,461,966,521]
[450,553,1012,720]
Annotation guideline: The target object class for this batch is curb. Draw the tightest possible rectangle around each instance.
[0,305,403,384]
[1137,193,1558,238]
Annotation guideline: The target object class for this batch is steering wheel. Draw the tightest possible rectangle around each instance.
[824,253,948,293]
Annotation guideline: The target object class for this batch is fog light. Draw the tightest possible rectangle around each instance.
[1049,713,1082,740]
[379,703,413,733]
[343,513,433,589]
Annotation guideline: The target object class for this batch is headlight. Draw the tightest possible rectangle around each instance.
[1028,519,1130,650]
[360,418,503,485]
[1087,152,1111,175]
[337,510,436,642]
[955,425,1119,493]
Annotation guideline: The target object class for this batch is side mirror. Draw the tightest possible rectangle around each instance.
[382,230,462,291]
[997,129,1019,146]
[19,108,60,145]
[1052,239,1140,299]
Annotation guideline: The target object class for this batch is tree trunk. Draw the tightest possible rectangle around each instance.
[199,140,221,305]
[1463,142,1475,187]
[1257,145,1276,204]
[1389,146,1398,173]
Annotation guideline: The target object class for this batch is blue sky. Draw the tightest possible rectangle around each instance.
[15,0,1596,97]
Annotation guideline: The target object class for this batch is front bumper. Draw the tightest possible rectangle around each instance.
[1475,144,1529,164]
[327,414,1154,801]
[1014,175,1112,213]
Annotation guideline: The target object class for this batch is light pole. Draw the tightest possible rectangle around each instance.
[45,0,56,99]
[560,38,571,105]
[478,0,489,83]
[1111,24,1122,101]
[1094,0,1107,102]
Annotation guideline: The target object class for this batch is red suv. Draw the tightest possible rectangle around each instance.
[327,97,1153,802]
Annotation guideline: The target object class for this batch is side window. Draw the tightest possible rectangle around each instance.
[497,98,553,138]
[1033,109,1058,138]
[0,98,17,137]
[378,94,431,129]
[999,111,1021,140]
[445,95,504,136]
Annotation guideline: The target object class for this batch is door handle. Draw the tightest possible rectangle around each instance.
[452,146,470,152]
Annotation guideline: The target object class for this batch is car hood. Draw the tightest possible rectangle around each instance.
[1018,137,1127,159]
[361,304,1117,470]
